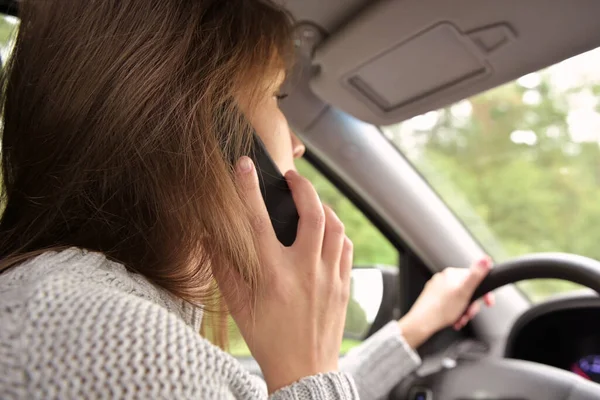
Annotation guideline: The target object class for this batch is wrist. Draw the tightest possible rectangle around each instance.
[262,361,338,394]
[397,311,437,349]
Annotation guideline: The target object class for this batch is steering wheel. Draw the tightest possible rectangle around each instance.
[394,253,600,400]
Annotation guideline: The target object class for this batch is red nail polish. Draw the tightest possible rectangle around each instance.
[477,257,490,268]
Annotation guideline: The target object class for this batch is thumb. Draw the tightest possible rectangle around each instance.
[464,256,492,291]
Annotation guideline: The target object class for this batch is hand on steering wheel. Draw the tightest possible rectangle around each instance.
[398,257,495,349]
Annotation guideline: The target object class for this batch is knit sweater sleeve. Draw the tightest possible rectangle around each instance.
[19,274,359,400]
[339,321,422,400]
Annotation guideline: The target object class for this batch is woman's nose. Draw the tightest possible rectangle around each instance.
[291,132,306,159]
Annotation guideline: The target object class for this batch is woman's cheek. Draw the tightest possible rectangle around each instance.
[250,99,296,172]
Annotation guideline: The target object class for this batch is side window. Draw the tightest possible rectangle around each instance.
[296,158,398,266]
[228,158,399,357]
[0,15,19,63]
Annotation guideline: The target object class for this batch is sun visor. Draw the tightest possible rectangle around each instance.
[345,23,491,113]
[309,0,600,125]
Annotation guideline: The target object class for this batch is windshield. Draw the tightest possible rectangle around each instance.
[382,47,600,303]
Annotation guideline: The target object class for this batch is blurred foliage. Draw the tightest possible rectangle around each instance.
[0,16,17,64]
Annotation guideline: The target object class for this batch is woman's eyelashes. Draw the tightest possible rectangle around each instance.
[275,92,288,101]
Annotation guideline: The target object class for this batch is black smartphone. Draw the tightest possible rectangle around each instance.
[249,133,299,246]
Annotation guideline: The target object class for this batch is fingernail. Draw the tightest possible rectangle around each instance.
[285,170,297,180]
[477,257,491,269]
[238,157,253,173]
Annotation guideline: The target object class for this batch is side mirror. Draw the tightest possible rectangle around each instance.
[344,265,401,340]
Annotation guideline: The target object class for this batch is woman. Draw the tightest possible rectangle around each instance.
[0,0,493,399]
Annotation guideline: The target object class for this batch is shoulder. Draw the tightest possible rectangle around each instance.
[0,249,265,399]
[24,276,239,398]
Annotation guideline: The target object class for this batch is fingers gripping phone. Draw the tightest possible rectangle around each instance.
[248,133,299,246]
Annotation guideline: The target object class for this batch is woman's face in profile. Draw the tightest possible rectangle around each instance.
[242,71,306,174]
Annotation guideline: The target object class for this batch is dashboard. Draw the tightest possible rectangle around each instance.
[572,355,600,383]
[504,294,600,384]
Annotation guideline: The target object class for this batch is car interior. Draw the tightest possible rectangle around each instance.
[2,0,600,399]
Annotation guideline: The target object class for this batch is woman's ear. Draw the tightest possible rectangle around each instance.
[291,132,306,159]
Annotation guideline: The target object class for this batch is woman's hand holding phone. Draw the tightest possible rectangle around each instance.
[220,156,353,394]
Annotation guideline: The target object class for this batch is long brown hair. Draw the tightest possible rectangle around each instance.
[0,0,294,346]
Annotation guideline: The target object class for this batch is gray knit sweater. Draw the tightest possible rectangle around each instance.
[0,248,421,399]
